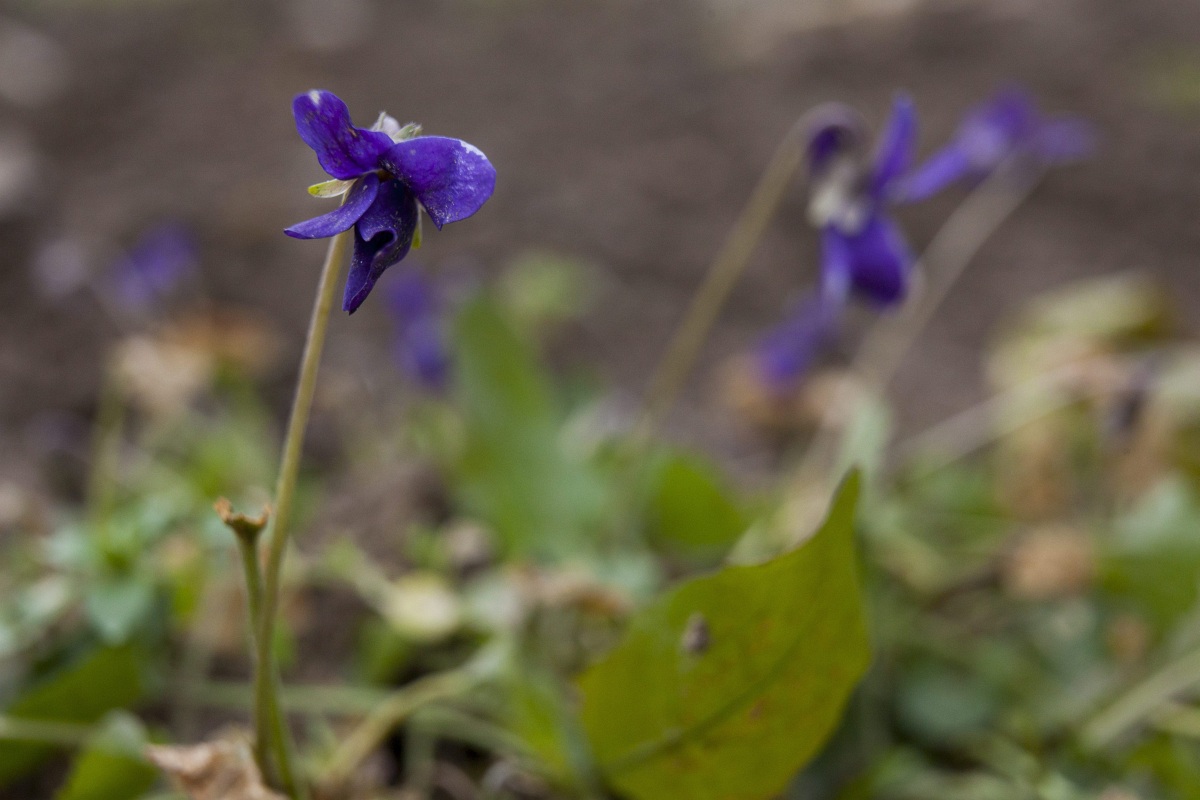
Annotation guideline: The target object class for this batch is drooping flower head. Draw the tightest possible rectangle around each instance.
[756,95,918,390]
[898,86,1095,202]
[285,90,496,313]
[386,267,451,391]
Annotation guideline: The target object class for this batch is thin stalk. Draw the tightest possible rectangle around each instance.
[636,118,809,441]
[255,227,352,799]
[186,680,392,717]
[235,535,268,770]
[1082,645,1200,750]
[87,369,126,547]
[321,668,478,789]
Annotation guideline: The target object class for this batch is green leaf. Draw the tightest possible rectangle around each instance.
[450,296,609,559]
[56,713,157,800]
[643,451,746,560]
[0,646,143,785]
[578,473,869,800]
[501,666,600,793]
[1101,476,1200,629]
[85,579,155,644]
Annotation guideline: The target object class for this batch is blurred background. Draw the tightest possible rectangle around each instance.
[5,2,1200,798]
[2,0,1196,486]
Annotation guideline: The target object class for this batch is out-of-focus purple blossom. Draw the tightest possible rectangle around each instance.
[111,222,198,310]
[897,87,1095,202]
[756,95,919,390]
[757,295,839,390]
[387,269,451,391]
[285,90,496,314]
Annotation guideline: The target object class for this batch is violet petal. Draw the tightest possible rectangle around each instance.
[293,90,394,180]
[381,136,496,230]
[870,94,917,197]
[343,180,418,313]
[842,214,913,307]
[894,144,972,203]
[805,103,865,175]
[757,293,842,391]
[284,173,380,239]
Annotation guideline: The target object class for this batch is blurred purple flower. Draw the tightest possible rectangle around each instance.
[285,90,496,314]
[897,86,1095,202]
[111,222,198,310]
[387,269,451,391]
[756,95,918,390]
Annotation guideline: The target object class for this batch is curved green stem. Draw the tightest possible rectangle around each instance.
[321,668,479,789]
[254,227,351,799]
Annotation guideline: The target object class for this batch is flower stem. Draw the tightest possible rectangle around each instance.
[635,118,809,442]
[234,533,269,771]
[254,227,351,799]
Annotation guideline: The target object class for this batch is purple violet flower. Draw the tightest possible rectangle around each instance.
[756,95,918,390]
[897,86,1095,202]
[111,222,198,310]
[285,90,496,314]
[387,268,451,391]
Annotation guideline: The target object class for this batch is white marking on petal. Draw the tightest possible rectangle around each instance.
[308,89,322,104]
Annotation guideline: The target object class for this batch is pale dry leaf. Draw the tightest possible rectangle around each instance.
[146,737,287,800]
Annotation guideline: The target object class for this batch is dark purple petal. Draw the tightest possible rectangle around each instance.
[112,222,198,310]
[757,294,842,391]
[869,94,917,197]
[805,103,865,175]
[343,180,418,314]
[293,90,394,180]
[284,173,380,239]
[820,226,854,302]
[893,144,972,203]
[380,136,496,229]
[842,214,913,307]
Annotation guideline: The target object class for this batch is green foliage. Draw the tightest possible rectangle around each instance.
[1102,476,1200,630]
[0,646,143,784]
[450,295,612,559]
[642,449,747,560]
[56,713,157,800]
[578,474,868,800]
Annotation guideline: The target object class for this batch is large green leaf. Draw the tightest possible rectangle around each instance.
[0,646,143,785]
[451,296,609,559]
[578,474,868,800]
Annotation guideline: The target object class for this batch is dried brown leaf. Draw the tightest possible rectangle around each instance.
[146,736,287,800]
